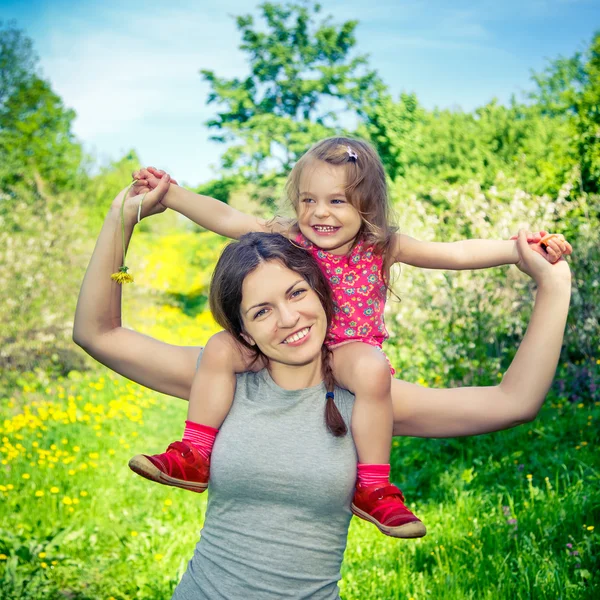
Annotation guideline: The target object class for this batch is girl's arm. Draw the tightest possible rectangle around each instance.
[133,167,289,240]
[392,232,570,270]
[391,230,571,437]
[72,177,200,400]
[161,183,271,240]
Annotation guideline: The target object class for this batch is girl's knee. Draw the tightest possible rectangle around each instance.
[202,332,238,367]
[341,346,391,396]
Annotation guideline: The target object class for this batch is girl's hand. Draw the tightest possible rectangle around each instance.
[132,166,179,190]
[514,229,571,286]
[510,230,572,264]
[110,174,171,226]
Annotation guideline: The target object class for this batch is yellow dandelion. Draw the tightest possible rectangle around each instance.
[50,487,59,494]
[587,525,595,531]
[6,484,13,490]
[38,552,46,558]
[62,497,73,505]
[41,562,48,568]
[68,470,76,476]
[51,560,58,565]
[62,439,68,445]
[0,554,7,560]
[35,490,44,497]
[22,473,31,480]
[80,490,88,497]
[0,485,6,492]
[73,446,80,452]
[164,499,173,506]
[154,553,164,561]
[526,474,533,480]
[130,531,138,537]
[111,269,134,284]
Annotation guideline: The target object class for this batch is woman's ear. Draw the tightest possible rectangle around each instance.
[241,331,256,346]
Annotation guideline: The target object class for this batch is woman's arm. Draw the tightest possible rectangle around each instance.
[392,230,572,437]
[73,177,199,400]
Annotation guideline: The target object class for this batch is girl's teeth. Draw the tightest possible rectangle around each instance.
[284,327,309,343]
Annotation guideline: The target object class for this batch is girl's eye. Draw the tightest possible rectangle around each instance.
[301,197,314,203]
[331,199,346,204]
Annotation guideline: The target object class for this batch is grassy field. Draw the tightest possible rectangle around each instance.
[1,360,598,599]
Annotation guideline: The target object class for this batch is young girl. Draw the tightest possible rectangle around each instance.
[127,137,571,539]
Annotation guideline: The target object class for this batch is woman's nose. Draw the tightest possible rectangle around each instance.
[277,305,300,328]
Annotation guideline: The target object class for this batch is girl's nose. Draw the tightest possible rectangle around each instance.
[314,201,330,218]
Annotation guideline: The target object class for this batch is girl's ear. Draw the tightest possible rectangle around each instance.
[241,331,256,346]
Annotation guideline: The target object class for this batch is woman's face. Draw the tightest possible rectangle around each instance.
[239,260,327,368]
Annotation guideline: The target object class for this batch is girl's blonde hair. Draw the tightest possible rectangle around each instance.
[284,136,397,257]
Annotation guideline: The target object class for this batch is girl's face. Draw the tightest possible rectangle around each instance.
[239,260,328,369]
[297,160,362,255]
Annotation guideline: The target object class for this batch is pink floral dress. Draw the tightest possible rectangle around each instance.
[295,233,394,372]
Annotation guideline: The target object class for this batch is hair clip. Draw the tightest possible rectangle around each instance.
[346,146,358,161]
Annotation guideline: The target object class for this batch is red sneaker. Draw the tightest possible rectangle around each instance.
[351,482,426,538]
[128,441,209,493]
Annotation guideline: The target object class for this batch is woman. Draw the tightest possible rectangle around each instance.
[73,179,571,599]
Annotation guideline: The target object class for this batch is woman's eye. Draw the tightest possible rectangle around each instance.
[291,288,307,298]
[254,308,268,319]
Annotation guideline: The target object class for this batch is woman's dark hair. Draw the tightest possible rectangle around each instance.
[209,232,347,437]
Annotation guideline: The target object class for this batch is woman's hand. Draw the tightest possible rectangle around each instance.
[511,230,573,263]
[110,174,171,227]
[132,166,179,190]
[514,229,571,286]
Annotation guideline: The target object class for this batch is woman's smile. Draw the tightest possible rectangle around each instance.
[281,325,312,345]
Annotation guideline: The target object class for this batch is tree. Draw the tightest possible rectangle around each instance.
[0,22,83,197]
[531,31,600,194]
[201,1,382,188]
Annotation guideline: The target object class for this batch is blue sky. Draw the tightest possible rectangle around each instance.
[2,0,599,185]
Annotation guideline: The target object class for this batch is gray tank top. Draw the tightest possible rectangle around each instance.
[172,359,356,599]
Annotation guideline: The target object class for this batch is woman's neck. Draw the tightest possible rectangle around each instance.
[268,356,324,390]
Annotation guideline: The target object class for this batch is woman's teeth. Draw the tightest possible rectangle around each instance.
[283,327,310,344]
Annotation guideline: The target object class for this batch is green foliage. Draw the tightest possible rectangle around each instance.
[0,22,84,196]
[364,94,575,197]
[531,31,600,194]
[202,1,381,181]
[0,183,91,378]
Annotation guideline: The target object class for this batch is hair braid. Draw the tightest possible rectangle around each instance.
[321,346,347,437]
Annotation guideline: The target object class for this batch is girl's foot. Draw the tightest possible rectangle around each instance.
[128,441,209,493]
[351,482,426,538]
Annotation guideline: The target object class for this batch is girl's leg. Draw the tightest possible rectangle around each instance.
[129,331,257,492]
[331,343,393,464]
[187,331,252,427]
[332,343,426,538]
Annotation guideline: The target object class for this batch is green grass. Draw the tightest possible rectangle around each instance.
[1,368,598,599]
